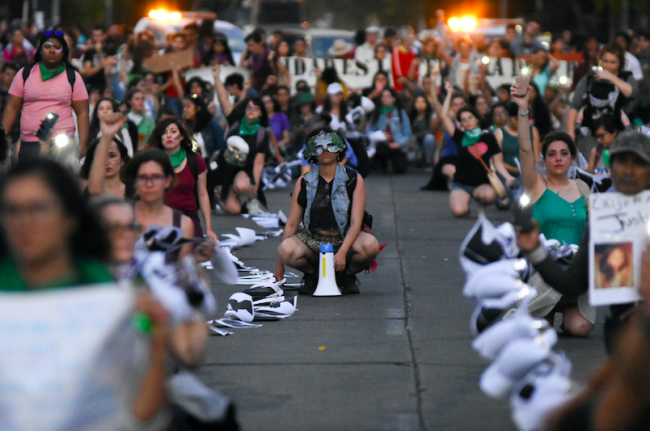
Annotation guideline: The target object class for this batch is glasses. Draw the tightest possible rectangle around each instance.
[312,144,343,156]
[460,117,476,125]
[106,222,142,235]
[136,174,167,185]
[44,30,63,37]
[595,133,610,139]
[1,201,60,221]
[245,106,261,113]
[42,42,63,52]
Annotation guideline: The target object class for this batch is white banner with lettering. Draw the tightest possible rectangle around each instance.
[186,57,577,93]
[0,286,141,430]
[589,191,648,306]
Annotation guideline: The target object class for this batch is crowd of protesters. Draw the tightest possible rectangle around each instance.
[2,10,650,429]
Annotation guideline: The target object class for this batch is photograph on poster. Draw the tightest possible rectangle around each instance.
[594,242,634,289]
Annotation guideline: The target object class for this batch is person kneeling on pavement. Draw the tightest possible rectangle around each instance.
[276,130,380,294]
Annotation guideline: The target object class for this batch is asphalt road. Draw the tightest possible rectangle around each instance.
[198,169,608,431]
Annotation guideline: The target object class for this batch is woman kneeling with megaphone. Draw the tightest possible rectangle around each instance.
[276,128,380,294]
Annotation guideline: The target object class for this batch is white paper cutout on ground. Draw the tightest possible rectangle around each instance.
[209,243,239,284]
[211,319,263,329]
[209,326,233,336]
[0,286,139,430]
[220,227,258,249]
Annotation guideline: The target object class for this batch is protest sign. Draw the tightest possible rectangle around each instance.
[589,191,648,306]
[143,49,194,73]
[0,286,140,430]
[185,57,576,93]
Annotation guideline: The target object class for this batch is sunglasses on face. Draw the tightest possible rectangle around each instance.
[43,42,63,52]
[44,30,63,37]
[312,144,342,156]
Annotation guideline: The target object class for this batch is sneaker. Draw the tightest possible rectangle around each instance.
[337,271,360,294]
[248,199,265,215]
[298,272,318,295]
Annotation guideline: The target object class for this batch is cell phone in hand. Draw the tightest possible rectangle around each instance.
[512,73,531,98]
[36,112,59,141]
[513,196,535,233]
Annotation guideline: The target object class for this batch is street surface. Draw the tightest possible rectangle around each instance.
[199,169,607,431]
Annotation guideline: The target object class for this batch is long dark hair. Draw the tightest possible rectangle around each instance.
[322,93,349,122]
[32,31,73,69]
[79,136,131,180]
[183,94,213,133]
[88,97,118,148]
[599,245,630,283]
[409,92,433,124]
[529,82,553,138]
[0,159,110,261]
[213,32,235,65]
[370,87,404,126]
[145,118,194,152]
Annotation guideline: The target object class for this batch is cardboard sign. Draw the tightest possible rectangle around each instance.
[0,286,141,430]
[143,49,194,73]
[589,192,648,306]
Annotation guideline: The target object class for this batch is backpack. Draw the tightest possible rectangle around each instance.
[583,70,631,132]
[22,63,76,91]
[225,122,267,148]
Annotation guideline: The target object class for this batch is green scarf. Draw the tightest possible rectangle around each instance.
[380,105,394,116]
[462,128,482,147]
[602,148,610,167]
[39,62,66,81]
[239,118,260,136]
[169,147,187,168]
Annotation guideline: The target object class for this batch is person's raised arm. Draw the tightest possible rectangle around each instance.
[212,64,234,117]
[275,178,306,280]
[549,54,560,74]
[435,81,456,136]
[437,33,454,67]
[334,173,366,272]
[88,112,126,195]
[511,78,545,200]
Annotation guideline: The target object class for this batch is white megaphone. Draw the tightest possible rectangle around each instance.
[313,243,342,296]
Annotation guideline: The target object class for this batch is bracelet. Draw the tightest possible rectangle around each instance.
[518,110,530,117]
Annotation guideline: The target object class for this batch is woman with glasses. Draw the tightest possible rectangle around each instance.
[276,129,380,294]
[144,118,218,241]
[433,81,515,217]
[2,30,90,160]
[122,149,195,260]
[213,97,270,215]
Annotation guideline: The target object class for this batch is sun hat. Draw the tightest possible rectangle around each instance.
[327,38,354,57]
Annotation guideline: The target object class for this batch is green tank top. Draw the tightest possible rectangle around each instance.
[500,127,520,169]
[532,188,587,245]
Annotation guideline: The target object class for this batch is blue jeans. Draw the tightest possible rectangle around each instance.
[418,133,436,164]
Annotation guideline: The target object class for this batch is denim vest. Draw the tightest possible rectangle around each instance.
[366,108,412,147]
[303,164,351,236]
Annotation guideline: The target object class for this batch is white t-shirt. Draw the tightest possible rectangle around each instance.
[625,51,644,80]
[355,43,376,64]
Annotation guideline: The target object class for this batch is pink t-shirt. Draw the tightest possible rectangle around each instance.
[9,64,88,142]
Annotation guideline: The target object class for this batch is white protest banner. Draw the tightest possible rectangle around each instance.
[185,57,576,93]
[589,191,648,306]
[0,286,140,430]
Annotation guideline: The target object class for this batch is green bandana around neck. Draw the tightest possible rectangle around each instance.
[380,105,394,116]
[602,148,610,167]
[39,62,66,81]
[462,128,482,147]
[169,147,187,168]
[239,118,260,136]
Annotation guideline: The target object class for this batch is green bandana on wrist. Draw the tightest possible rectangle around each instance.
[462,128,482,147]
[169,148,187,168]
[39,62,66,81]
[602,148,610,167]
[239,118,260,136]
[380,105,394,116]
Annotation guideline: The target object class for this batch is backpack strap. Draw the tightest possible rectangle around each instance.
[22,64,75,92]
[186,150,200,206]
[257,126,267,145]
[594,145,604,167]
